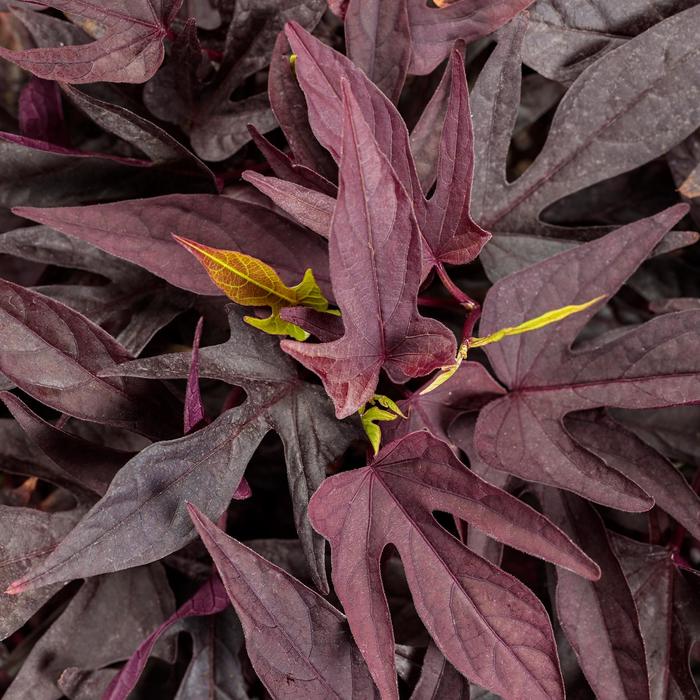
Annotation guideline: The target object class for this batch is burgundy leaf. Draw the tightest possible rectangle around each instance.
[279,306,345,342]
[4,565,175,700]
[471,8,700,278]
[0,392,127,497]
[611,535,700,699]
[521,0,698,84]
[565,410,700,540]
[19,77,66,144]
[184,316,206,434]
[267,31,337,180]
[8,308,357,594]
[188,503,379,700]
[406,0,535,75]
[0,280,179,439]
[13,194,332,297]
[242,170,334,238]
[0,0,183,84]
[474,206,700,511]
[309,431,600,699]
[410,642,469,700]
[282,83,456,418]
[345,0,411,103]
[422,48,490,269]
[172,608,248,700]
[60,84,216,186]
[384,361,505,445]
[284,24,488,276]
[103,575,230,700]
[539,488,650,700]
[0,505,82,640]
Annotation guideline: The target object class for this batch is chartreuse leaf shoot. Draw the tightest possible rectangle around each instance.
[173,235,333,340]
[421,295,606,395]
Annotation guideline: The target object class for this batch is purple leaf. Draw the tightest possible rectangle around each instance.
[103,575,230,700]
[284,24,488,276]
[410,642,469,700]
[8,308,357,593]
[309,431,599,699]
[242,170,334,238]
[471,7,700,277]
[19,77,66,145]
[384,361,505,445]
[184,317,206,434]
[267,31,337,180]
[521,0,698,84]
[279,306,344,342]
[611,535,700,699]
[60,84,216,186]
[13,194,331,298]
[4,565,175,700]
[565,410,700,540]
[0,279,179,439]
[474,206,700,511]
[539,488,650,700]
[282,83,456,418]
[0,505,83,640]
[345,0,411,103]
[187,503,379,700]
[406,0,535,75]
[0,1,183,84]
[0,392,127,497]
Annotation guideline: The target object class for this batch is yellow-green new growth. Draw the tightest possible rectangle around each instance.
[421,295,605,395]
[359,395,406,454]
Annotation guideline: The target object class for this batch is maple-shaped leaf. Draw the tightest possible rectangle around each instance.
[309,431,600,700]
[173,235,331,340]
[611,534,700,699]
[470,8,700,279]
[13,194,331,297]
[282,23,488,278]
[405,0,535,75]
[188,504,379,699]
[0,1,182,84]
[539,488,650,700]
[0,279,179,440]
[281,83,456,418]
[473,205,700,511]
[7,308,357,594]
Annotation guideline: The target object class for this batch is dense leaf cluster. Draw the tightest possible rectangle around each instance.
[0,1,699,698]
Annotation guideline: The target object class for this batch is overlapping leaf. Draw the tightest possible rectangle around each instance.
[6,308,357,594]
[473,205,700,511]
[309,431,600,699]
[281,83,456,417]
[0,1,183,83]
[13,194,332,297]
[189,504,379,699]
[0,279,180,439]
[471,8,700,279]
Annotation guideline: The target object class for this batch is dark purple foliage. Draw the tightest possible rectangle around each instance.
[0,3,698,699]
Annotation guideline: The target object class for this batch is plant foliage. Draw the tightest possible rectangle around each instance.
[0,1,699,699]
